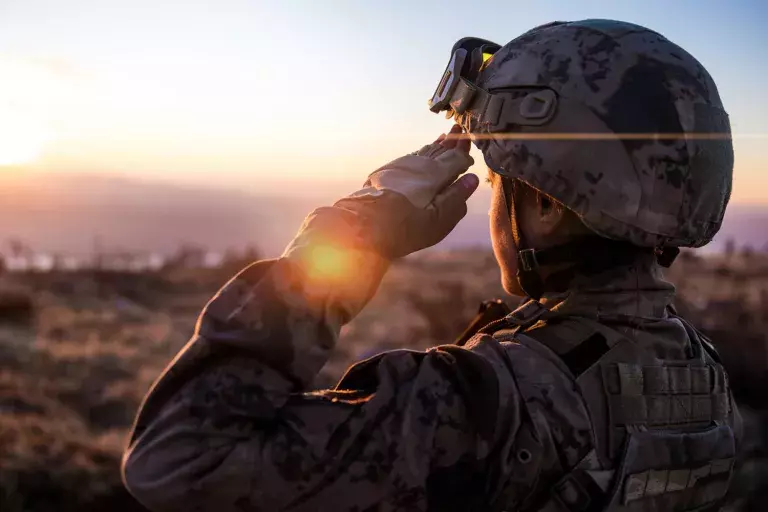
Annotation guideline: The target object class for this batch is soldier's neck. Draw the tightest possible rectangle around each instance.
[538,252,676,319]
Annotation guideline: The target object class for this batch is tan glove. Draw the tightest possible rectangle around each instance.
[331,126,478,258]
[352,139,475,209]
[281,126,479,322]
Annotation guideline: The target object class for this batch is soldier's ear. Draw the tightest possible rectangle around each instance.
[540,194,554,215]
[536,192,566,235]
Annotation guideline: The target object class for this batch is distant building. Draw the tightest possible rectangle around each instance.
[98,252,166,272]
[164,246,224,270]
[203,252,224,269]
[59,255,83,271]
[0,250,225,273]
[2,255,31,272]
[2,253,55,272]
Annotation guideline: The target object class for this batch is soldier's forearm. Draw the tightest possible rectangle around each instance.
[129,220,391,429]
[198,206,390,387]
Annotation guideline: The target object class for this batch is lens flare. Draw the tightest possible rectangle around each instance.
[440,131,751,141]
[307,245,352,280]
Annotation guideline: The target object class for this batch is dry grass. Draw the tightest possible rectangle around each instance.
[0,250,766,511]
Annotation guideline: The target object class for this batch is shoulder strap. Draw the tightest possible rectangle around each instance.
[488,305,615,380]
[668,307,722,364]
[487,313,631,512]
[482,299,552,338]
[454,299,512,346]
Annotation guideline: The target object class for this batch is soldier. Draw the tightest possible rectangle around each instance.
[123,19,742,511]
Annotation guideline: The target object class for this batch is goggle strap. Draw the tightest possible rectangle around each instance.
[447,79,499,125]
[449,78,480,115]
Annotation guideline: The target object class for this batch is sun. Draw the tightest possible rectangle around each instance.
[0,113,49,167]
[0,54,57,168]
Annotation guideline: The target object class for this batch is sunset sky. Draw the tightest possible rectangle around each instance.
[1,0,766,204]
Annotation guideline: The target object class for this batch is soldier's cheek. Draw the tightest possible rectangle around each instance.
[488,186,521,295]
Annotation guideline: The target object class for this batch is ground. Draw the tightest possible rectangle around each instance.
[0,249,766,511]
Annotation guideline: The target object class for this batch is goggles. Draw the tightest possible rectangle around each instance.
[428,37,558,132]
[428,37,500,115]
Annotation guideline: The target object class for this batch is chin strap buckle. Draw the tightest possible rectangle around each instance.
[655,246,680,268]
[518,249,539,272]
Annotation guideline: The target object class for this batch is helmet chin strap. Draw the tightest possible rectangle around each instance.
[501,178,547,299]
[499,178,678,300]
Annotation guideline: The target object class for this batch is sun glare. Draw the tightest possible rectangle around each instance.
[0,115,48,167]
[0,55,60,168]
[307,245,352,281]
[0,128,45,167]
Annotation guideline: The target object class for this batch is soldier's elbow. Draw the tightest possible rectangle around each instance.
[122,443,195,512]
[122,434,268,511]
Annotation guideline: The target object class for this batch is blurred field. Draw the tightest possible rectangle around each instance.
[0,249,766,511]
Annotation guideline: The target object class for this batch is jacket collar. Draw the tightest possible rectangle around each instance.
[539,253,676,321]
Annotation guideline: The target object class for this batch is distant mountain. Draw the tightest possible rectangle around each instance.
[0,171,765,257]
[710,205,768,252]
[446,204,768,254]
[0,172,314,257]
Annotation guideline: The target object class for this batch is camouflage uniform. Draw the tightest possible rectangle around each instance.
[123,19,742,511]
[122,251,741,511]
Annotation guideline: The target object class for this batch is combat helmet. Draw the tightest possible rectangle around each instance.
[428,20,733,296]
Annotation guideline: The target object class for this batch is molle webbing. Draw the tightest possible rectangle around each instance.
[623,457,734,504]
[492,308,737,512]
[608,423,736,511]
[603,363,730,427]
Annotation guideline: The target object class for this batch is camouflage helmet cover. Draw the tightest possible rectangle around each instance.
[468,19,733,248]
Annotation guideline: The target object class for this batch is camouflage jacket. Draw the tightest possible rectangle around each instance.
[122,253,741,511]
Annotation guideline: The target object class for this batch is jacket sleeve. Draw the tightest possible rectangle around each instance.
[121,254,528,511]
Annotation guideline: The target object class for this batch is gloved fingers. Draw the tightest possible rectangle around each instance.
[413,142,450,158]
[432,126,473,177]
[457,132,471,153]
[365,148,474,209]
[422,173,480,246]
[435,173,479,220]
[430,125,459,146]
[431,148,474,186]
[440,124,469,153]
[417,125,465,156]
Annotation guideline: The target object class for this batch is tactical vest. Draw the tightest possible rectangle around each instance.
[483,300,739,512]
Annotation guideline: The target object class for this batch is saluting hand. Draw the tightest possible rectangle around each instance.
[333,124,480,258]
